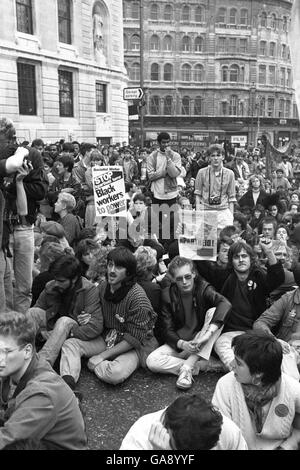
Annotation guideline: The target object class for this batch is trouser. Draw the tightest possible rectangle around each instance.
[60,336,140,385]
[151,197,179,248]
[0,249,13,313]
[10,225,34,313]
[85,202,96,228]
[27,307,77,366]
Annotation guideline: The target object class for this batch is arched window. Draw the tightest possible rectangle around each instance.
[281,44,286,59]
[260,11,267,27]
[259,41,267,56]
[164,4,173,21]
[195,6,204,22]
[150,3,159,20]
[123,34,128,50]
[269,42,276,57]
[282,16,288,32]
[164,96,173,115]
[163,35,173,51]
[222,66,228,82]
[240,9,248,25]
[229,8,237,24]
[194,64,204,82]
[182,64,191,81]
[150,96,160,115]
[181,96,190,115]
[229,64,239,82]
[164,63,173,81]
[130,62,140,81]
[217,8,226,23]
[182,5,190,21]
[271,13,277,29]
[195,36,204,52]
[150,34,160,51]
[194,96,203,115]
[131,1,139,19]
[229,95,238,115]
[151,63,159,81]
[182,36,191,52]
[131,34,140,51]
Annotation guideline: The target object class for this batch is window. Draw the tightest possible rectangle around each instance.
[269,66,276,85]
[58,69,73,117]
[181,96,190,115]
[282,16,288,32]
[194,96,203,115]
[182,36,191,52]
[217,8,226,23]
[150,3,159,20]
[269,42,276,57]
[280,68,285,86]
[131,34,140,51]
[222,66,228,82]
[16,0,33,34]
[267,98,275,117]
[96,82,107,113]
[195,37,204,52]
[182,64,191,81]
[17,62,36,115]
[260,11,267,27]
[182,5,190,21]
[164,96,173,115]
[221,102,228,115]
[124,34,128,50]
[150,96,160,114]
[279,99,285,117]
[287,69,292,87]
[150,35,160,51]
[240,9,248,25]
[195,6,204,23]
[286,100,291,118]
[131,1,139,19]
[260,41,267,56]
[163,35,173,51]
[239,38,247,53]
[164,4,172,21]
[151,63,159,81]
[229,64,239,82]
[258,97,265,116]
[294,104,299,119]
[163,63,173,81]
[229,8,237,24]
[194,64,204,82]
[271,13,277,30]
[130,62,140,81]
[123,1,127,19]
[218,37,226,53]
[229,38,237,53]
[281,44,286,59]
[259,65,266,84]
[58,0,71,44]
[229,95,238,115]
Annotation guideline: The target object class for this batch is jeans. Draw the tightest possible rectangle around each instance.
[0,249,13,313]
[10,225,34,313]
[60,337,140,385]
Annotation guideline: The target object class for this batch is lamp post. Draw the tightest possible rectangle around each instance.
[139,0,144,147]
[249,82,256,147]
[255,95,263,146]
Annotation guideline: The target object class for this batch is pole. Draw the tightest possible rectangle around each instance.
[139,0,144,148]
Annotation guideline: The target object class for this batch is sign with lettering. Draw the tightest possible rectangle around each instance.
[92,166,126,217]
[178,210,218,260]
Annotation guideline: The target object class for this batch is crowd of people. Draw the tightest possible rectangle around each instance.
[1,115,300,450]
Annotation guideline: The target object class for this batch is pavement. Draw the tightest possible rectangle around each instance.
[78,364,223,450]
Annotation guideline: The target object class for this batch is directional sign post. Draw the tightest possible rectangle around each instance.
[123,87,144,101]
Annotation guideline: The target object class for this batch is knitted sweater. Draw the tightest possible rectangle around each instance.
[212,371,300,450]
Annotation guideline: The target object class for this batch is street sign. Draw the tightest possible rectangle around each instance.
[123,87,144,100]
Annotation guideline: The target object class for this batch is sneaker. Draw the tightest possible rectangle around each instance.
[176,365,194,390]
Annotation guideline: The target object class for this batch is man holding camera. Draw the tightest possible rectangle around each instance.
[194,144,236,232]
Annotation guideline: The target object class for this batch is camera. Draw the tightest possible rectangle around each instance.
[209,196,221,205]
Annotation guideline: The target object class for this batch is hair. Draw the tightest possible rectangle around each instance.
[235,149,247,158]
[275,223,290,238]
[271,239,292,262]
[168,256,195,278]
[107,246,137,277]
[75,238,99,258]
[0,117,16,141]
[164,394,223,450]
[206,144,225,156]
[248,174,264,190]
[233,213,248,231]
[49,255,81,280]
[157,132,171,143]
[72,141,80,148]
[80,142,95,156]
[219,225,238,239]
[56,153,74,172]
[134,246,157,279]
[42,155,54,168]
[227,241,256,270]
[31,138,44,148]
[90,149,103,164]
[57,192,76,212]
[77,226,97,242]
[217,236,233,253]
[0,311,36,347]
[232,331,282,386]
[143,239,164,261]
[125,182,134,193]
[38,241,66,271]
[133,193,146,204]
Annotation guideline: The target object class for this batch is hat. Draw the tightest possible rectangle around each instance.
[40,221,66,239]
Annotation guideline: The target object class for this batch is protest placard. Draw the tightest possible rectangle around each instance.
[178,209,217,261]
[92,166,126,218]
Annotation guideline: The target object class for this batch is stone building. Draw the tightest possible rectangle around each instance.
[123,0,299,149]
[0,0,128,144]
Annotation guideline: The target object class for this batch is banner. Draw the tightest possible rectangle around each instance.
[92,166,126,218]
[178,210,218,261]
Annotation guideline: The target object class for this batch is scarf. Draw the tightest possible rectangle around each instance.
[104,276,136,304]
[242,380,279,433]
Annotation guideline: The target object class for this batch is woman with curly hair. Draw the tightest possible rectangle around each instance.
[134,246,162,316]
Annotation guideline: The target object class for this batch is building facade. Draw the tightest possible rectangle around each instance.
[0,0,128,144]
[123,0,299,149]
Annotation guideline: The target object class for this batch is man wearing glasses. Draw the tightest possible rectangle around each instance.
[146,256,231,390]
[0,311,87,449]
[194,144,236,232]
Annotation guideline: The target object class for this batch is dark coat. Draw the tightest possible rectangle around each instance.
[238,189,268,209]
